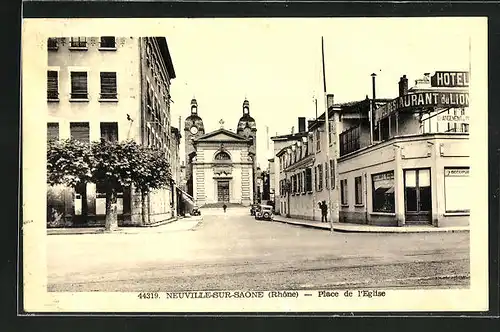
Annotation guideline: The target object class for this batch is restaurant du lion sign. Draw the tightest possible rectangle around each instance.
[375,71,469,122]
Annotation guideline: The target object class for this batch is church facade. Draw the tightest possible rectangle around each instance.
[184,98,257,207]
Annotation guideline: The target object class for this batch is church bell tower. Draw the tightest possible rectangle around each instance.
[184,98,205,196]
[236,98,258,203]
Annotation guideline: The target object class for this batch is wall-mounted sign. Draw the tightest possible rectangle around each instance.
[431,71,469,88]
[375,91,469,122]
[436,115,470,123]
[444,168,470,177]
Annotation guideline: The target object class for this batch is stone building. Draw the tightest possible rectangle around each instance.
[46,36,179,227]
[184,98,256,207]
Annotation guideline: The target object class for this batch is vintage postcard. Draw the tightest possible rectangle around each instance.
[21,17,489,313]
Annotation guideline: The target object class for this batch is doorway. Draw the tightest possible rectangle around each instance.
[217,180,230,202]
[404,168,432,224]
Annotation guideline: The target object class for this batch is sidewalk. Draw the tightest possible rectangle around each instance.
[272,216,469,233]
[47,216,203,235]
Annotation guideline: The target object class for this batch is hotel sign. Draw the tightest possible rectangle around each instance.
[375,91,469,122]
[431,71,469,87]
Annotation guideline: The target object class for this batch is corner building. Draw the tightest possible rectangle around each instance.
[46,36,179,227]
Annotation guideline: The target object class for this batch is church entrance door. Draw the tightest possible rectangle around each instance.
[217,180,230,202]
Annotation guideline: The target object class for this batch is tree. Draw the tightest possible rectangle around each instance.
[47,139,93,187]
[130,146,172,225]
[47,139,172,231]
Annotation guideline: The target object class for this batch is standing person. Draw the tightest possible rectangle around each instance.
[320,200,328,223]
[223,203,227,213]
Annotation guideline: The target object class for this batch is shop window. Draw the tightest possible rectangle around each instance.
[355,176,363,205]
[340,126,361,156]
[340,179,348,205]
[372,171,395,213]
[444,167,470,213]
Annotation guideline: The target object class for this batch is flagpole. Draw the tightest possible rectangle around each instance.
[321,36,334,233]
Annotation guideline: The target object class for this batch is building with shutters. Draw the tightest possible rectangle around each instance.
[46,36,179,227]
[273,71,470,228]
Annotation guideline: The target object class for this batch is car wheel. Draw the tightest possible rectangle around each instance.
[263,213,269,219]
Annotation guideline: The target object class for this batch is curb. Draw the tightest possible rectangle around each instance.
[46,217,198,235]
[273,218,469,234]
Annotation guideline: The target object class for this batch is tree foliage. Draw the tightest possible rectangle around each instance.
[47,139,93,188]
[47,139,172,190]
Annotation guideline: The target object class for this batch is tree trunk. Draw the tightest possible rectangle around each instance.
[141,189,149,225]
[105,187,118,231]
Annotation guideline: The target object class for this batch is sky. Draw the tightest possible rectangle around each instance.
[163,18,478,168]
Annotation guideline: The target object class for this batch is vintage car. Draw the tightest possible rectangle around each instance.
[254,204,274,221]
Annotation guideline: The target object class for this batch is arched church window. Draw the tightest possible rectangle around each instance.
[215,151,231,161]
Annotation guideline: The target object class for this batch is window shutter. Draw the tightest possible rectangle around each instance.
[71,72,88,99]
[70,122,90,142]
[47,71,58,99]
[100,72,117,99]
[47,123,59,141]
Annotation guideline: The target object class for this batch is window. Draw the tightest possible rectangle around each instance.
[444,167,470,213]
[215,151,231,161]
[329,159,335,188]
[70,122,90,142]
[314,166,318,191]
[340,126,361,156]
[100,72,117,99]
[325,162,329,189]
[355,176,363,205]
[328,120,334,145]
[47,38,58,50]
[372,171,395,213]
[340,179,348,205]
[47,71,59,100]
[100,122,119,142]
[405,169,431,214]
[69,37,87,48]
[317,164,323,191]
[100,37,116,49]
[316,130,321,152]
[47,123,59,142]
[305,168,312,192]
[70,72,88,99]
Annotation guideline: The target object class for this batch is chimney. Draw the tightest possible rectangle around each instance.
[371,73,377,101]
[326,94,335,109]
[398,75,408,97]
[291,126,295,134]
[298,117,306,133]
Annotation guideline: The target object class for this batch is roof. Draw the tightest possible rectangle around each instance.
[155,37,176,80]
[194,128,250,143]
[270,132,308,141]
